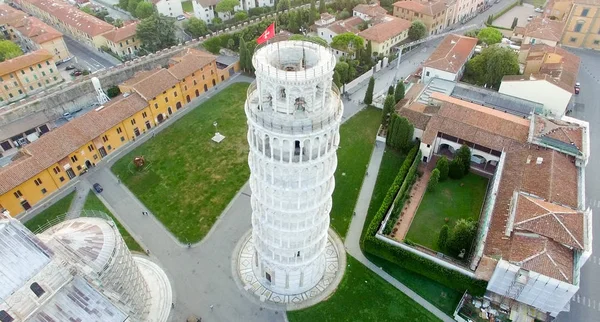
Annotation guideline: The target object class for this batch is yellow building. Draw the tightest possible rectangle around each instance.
[358,15,412,56]
[168,48,219,103]
[0,92,150,215]
[561,0,600,49]
[0,49,63,104]
[0,4,70,61]
[547,0,574,20]
[393,0,453,35]
[119,68,184,124]
[100,22,141,58]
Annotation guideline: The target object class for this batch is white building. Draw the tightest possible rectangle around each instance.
[352,2,387,20]
[316,16,363,44]
[152,0,184,17]
[192,0,269,23]
[521,17,565,47]
[245,40,343,293]
[453,0,482,23]
[421,34,478,84]
[499,44,580,117]
[0,211,172,322]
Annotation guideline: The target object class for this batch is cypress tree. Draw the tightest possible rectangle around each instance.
[394,81,405,103]
[387,85,395,95]
[381,94,395,127]
[318,0,325,13]
[239,37,247,72]
[364,77,375,105]
[309,0,317,26]
[387,113,397,147]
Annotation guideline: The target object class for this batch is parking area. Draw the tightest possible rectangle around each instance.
[493,3,541,28]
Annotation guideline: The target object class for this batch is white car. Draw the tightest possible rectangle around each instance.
[534,7,544,12]
[177,15,186,21]
[527,15,534,21]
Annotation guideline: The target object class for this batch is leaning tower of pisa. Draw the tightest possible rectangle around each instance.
[244,40,343,294]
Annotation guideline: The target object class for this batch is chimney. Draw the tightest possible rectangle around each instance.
[536,157,543,165]
[526,155,532,164]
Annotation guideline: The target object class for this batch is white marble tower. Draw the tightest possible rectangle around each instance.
[245,40,343,294]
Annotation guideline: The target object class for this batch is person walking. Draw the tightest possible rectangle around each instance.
[210,305,214,311]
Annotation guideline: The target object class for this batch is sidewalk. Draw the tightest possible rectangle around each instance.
[66,180,91,219]
[344,143,455,322]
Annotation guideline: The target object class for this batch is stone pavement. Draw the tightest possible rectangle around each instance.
[66,180,91,219]
[391,164,432,242]
[343,142,455,322]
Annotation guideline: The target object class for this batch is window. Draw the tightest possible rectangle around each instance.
[154,103,159,109]
[29,86,33,90]
[13,190,22,198]
[25,77,29,83]
[93,154,98,160]
[582,8,589,16]
[41,71,46,76]
[45,79,49,84]
[37,64,41,68]
[41,188,47,194]
[76,165,82,171]
[194,80,198,85]
[30,283,45,297]
[29,67,33,71]
[142,112,147,118]
[53,76,57,81]
[164,97,169,103]
[102,135,109,142]
[70,155,78,162]
[594,40,600,45]
[3,85,6,90]
[8,93,12,98]
[174,91,177,97]
[21,70,24,75]
[570,37,577,42]
[59,176,65,182]
[117,127,122,134]
[575,22,584,32]
[107,145,112,150]
[37,83,41,87]
[34,178,42,186]
[88,144,94,152]
[53,166,61,174]
[0,310,14,322]
[18,89,22,94]
[46,60,50,66]
[49,68,53,73]
[121,136,125,142]
[131,118,136,125]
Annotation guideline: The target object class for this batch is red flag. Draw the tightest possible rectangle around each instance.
[257,23,275,44]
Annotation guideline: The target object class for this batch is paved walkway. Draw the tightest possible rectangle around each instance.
[392,164,431,241]
[344,143,455,322]
[66,180,91,219]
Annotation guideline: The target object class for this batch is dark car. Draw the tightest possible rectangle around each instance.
[93,183,103,193]
[575,82,580,94]
[70,70,82,76]
[65,65,76,70]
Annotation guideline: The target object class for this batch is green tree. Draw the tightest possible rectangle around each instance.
[437,224,449,250]
[239,37,248,71]
[387,85,394,95]
[0,40,23,61]
[381,94,395,127]
[234,11,248,21]
[127,0,142,14]
[215,0,239,19]
[448,159,465,179]
[287,10,300,33]
[435,156,449,181]
[335,61,350,84]
[136,13,177,53]
[227,38,235,49]
[319,0,325,13]
[387,113,397,147]
[361,40,372,64]
[309,0,317,26]
[245,42,255,73]
[511,17,518,29]
[106,86,121,98]
[336,9,351,20]
[331,32,364,54]
[456,145,471,175]
[464,47,519,88]
[486,15,493,25]
[118,0,129,10]
[333,70,342,88]
[212,17,223,25]
[394,80,405,103]
[113,19,124,27]
[80,6,93,14]
[184,17,209,37]
[477,27,502,45]
[408,20,426,41]
[389,116,413,151]
[464,29,479,37]
[447,219,478,258]
[364,76,375,104]
[276,0,290,11]
[464,52,486,84]
[135,1,155,19]
[428,168,440,191]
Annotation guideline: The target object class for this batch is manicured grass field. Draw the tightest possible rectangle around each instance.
[181,1,193,12]
[359,147,405,240]
[111,83,250,243]
[83,192,143,252]
[287,255,440,322]
[24,191,75,232]
[330,106,382,239]
[406,172,489,252]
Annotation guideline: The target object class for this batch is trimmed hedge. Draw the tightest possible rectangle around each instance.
[491,0,519,23]
[383,150,421,234]
[362,146,488,296]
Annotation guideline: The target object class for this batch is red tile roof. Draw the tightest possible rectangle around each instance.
[100,22,138,43]
[121,68,180,100]
[0,5,62,44]
[358,15,411,43]
[423,34,478,74]
[325,16,363,35]
[0,49,53,76]
[353,3,388,17]
[523,17,565,43]
[393,0,447,16]
[0,93,148,194]
[168,48,216,80]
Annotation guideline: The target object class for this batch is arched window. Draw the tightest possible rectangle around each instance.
[30,282,45,297]
[0,310,14,322]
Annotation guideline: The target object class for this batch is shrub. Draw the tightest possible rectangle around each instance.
[435,156,449,181]
[387,85,394,95]
[106,86,121,98]
[427,168,440,191]
[383,149,421,234]
[364,77,375,105]
[448,159,465,179]
[437,224,449,250]
[394,81,405,103]
[456,145,471,175]
[446,219,478,258]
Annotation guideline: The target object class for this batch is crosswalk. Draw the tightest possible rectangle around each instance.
[572,294,600,311]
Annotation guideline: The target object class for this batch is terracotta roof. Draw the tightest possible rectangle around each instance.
[353,3,388,17]
[122,68,180,100]
[0,4,28,25]
[0,49,53,76]
[523,17,565,42]
[398,107,431,130]
[507,234,574,282]
[326,16,363,35]
[513,26,525,35]
[18,0,114,37]
[13,16,63,44]
[0,93,148,195]
[423,34,478,74]
[168,48,216,80]
[100,22,138,43]
[358,15,411,43]
[510,193,584,249]
[393,0,447,16]
[534,116,584,152]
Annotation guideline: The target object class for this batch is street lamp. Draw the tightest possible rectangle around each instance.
[213,121,218,134]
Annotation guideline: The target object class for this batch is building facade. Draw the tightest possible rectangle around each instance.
[421,34,477,84]
[358,15,411,55]
[152,0,184,17]
[561,0,600,50]
[99,22,141,58]
[393,0,453,35]
[192,0,245,23]
[245,40,342,293]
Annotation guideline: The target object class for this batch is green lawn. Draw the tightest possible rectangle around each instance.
[111,83,250,243]
[181,1,193,12]
[24,191,75,232]
[359,147,405,240]
[83,192,143,252]
[287,255,441,322]
[330,106,382,239]
[406,172,488,253]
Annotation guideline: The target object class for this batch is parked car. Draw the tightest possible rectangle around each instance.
[575,82,580,94]
[65,65,76,70]
[63,112,73,120]
[93,183,103,193]
[527,15,534,21]
[535,7,544,12]
[177,15,186,21]
[62,56,74,63]
[70,70,82,76]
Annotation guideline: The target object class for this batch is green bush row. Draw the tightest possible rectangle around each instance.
[483,23,515,31]
[491,0,519,22]
[362,145,419,245]
[362,146,488,296]
[383,150,421,234]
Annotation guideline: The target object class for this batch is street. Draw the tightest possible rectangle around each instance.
[555,48,600,322]
[63,35,120,72]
